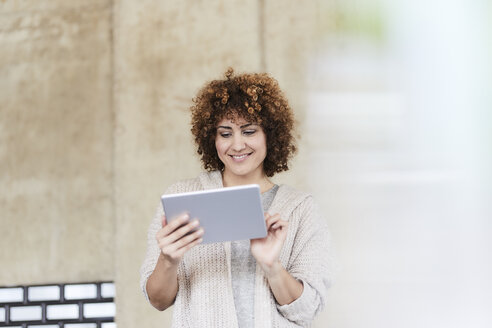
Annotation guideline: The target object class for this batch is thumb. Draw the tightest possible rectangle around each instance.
[161,215,167,228]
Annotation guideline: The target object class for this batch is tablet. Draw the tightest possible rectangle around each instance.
[161,184,267,244]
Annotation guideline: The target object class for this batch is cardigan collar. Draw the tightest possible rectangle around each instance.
[198,170,223,189]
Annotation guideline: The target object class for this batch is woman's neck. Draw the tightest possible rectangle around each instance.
[222,170,274,193]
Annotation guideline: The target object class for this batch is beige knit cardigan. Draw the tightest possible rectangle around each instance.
[140,171,333,327]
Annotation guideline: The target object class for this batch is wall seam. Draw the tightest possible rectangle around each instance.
[108,0,117,283]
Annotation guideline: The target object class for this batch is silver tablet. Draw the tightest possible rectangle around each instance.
[161,184,267,244]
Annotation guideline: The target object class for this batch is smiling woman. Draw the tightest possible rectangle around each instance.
[140,69,333,328]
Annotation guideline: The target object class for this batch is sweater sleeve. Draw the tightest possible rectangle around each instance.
[277,196,333,326]
[139,202,165,302]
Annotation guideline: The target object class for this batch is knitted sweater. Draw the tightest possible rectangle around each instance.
[140,171,333,327]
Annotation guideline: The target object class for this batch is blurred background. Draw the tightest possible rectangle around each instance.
[1,0,491,327]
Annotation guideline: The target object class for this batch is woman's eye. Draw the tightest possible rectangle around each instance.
[220,132,232,138]
[243,130,256,136]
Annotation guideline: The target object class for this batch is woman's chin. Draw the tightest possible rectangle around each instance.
[224,166,259,179]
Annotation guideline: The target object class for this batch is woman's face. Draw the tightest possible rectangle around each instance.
[215,116,267,180]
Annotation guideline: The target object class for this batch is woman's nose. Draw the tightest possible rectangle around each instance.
[231,135,246,151]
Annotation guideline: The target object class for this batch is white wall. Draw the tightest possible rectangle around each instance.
[309,0,492,327]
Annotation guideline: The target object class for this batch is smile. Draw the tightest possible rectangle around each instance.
[229,153,252,161]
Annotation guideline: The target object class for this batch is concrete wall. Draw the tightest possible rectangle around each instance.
[1,0,319,327]
[0,0,114,284]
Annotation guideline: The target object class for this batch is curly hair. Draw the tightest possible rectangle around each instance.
[190,68,297,177]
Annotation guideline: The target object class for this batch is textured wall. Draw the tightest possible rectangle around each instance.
[1,0,321,326]
[0,0,114,284]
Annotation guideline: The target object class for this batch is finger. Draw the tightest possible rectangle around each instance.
[271,220,288,230]
[165,219,200,245]
[267,215,285,230]
[161,213,190,235]
[265,214,281,229]
[174,228,204,250]
[156,214,173,241]
[163,229,203,258]
[156,214,193,244]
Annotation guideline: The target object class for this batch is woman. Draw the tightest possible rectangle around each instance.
[140,69,333,327]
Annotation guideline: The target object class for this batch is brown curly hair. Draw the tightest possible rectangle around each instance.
[191,68,297,177]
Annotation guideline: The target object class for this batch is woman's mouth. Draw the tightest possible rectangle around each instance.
[229,153,251,162]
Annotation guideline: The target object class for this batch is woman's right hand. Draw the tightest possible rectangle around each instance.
[156,213,204,266]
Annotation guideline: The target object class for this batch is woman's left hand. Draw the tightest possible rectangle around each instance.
[251,213,288,275]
